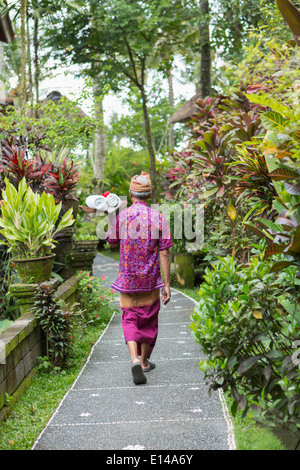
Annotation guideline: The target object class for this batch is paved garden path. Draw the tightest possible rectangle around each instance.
[32,253,236,451]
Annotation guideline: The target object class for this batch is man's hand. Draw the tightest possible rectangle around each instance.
[159,249,171,305]
[162,285,171,305]
[79,205,96,213]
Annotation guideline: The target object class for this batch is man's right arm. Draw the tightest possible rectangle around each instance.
[159,249,171,305]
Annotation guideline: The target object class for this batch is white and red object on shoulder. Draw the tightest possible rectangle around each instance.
[85,191,121,213]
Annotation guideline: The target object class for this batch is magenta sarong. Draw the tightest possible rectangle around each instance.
[121,299,160,358]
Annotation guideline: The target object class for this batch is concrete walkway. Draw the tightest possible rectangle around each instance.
[32,253,236,451]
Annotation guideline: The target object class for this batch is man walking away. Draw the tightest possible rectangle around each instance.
[107,172,173,385]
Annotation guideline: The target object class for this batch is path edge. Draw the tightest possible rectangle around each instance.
[31,311,117,450]
[171,286,237,451]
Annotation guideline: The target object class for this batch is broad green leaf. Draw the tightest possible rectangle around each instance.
[265,350,282,360]
[278,296,300,318]
[273,198,288,213]
[270,260,292,272]
[169,180,181,188]
[243,201,266,222]
[243,221,274,241]
[286,225,300,254]
[199,186,219,199]
[2,179,17,204]
[194,140,207,150]
[265,155,280,174]
[56,208,74,232]
[268,167,299,181]
[246,93,292,117]
[203,130,214,147]
[261,111,290,131]
[255,218,283,232]
[237,356,260,375]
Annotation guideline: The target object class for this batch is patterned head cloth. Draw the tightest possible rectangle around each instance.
[130,171,152,193]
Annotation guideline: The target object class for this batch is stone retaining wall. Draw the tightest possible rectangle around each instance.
[0,274,79,412]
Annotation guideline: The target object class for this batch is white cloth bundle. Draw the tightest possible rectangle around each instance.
[85,195,108,211]
[106,193,121,213]
[85,193,121,213]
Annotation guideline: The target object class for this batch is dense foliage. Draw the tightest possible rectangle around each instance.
[33,282,81,369]
[191,252,300,433]
[164,23,300,435]
[76,271,116,327]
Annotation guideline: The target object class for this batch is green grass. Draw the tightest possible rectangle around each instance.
[174,286,200,301]
[100,247,120,261]
[227,402,285,450]
[0,312,114,450]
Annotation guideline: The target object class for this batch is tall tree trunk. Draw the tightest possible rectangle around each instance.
[91,82,106,194]
[26,11,33,107]
[139,57,157,203]
[34,15,39,109]
[167,68,175,149]
[140,83,157,203]
[199,0,211,98]
[20,0,28,114]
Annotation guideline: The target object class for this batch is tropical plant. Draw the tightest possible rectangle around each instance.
[0,138,51,192]
[190,251,300,434]
[245,195,300,272]
[162,92,265,206]
[74,233,98,241]
[240,54,300,269]
[44,158,80,204]
[246,92,299,171]
[222,109,264,144]
[193,126,232,199]
[39,146,72,165]
[228,146,279,220]
[201,202,255,263]
[76,271,116,326]
[0,178,74,259]
[33,282,81,369]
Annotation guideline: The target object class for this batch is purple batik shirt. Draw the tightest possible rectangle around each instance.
[106,201,173,293]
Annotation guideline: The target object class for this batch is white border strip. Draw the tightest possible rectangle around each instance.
[48,416,225,428]
[218,389,237,450]
[72,382,206,392]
